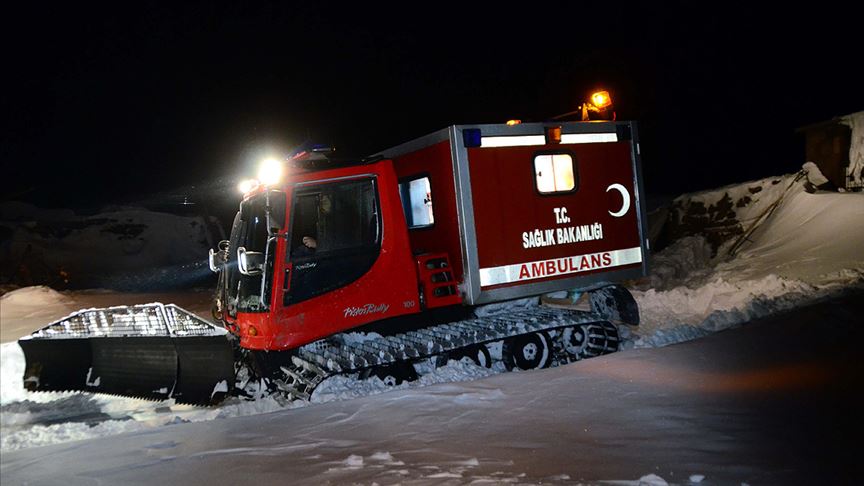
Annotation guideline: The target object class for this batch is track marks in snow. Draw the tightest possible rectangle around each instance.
[326,451,406,475]
[143,441,178,450]
[322,451,494,482]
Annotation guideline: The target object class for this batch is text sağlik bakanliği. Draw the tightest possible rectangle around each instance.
[522,222,604,249]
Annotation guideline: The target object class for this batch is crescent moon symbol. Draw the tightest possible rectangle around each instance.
[606,183,631,217]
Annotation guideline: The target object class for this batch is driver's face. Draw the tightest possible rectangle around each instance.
[320,195,332,214]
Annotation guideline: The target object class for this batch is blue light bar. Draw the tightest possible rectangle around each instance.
[463,128,481,148]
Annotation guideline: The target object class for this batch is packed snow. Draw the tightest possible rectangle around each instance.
[1,172,862,482]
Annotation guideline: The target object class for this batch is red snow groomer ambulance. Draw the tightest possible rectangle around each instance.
[21,110,649,404]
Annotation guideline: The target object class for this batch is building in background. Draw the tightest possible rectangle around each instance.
[796,111,864,191]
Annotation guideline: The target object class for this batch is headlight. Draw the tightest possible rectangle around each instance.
[258,158,283,186]
[238,179,258,194]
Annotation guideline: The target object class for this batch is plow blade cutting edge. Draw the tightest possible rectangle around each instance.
[18,303,235,405]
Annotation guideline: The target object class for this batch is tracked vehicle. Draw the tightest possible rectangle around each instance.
[20,116,649,405]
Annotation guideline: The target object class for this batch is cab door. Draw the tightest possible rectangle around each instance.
[284,177,382,305]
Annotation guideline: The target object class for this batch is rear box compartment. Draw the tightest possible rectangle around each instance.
[382,121,649,304]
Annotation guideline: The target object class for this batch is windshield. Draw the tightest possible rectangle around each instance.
[224,192,283,314]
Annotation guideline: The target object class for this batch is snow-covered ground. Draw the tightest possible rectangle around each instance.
[3,291,862,484]
[1,173,862,482]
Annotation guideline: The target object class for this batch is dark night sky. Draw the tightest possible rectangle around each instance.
[2,2,862,213]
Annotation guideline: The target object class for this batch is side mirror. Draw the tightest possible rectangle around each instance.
[237,246,264,276]
[208,240,231,273]
[208,248,220,273]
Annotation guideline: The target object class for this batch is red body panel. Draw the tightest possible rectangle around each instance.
[238,161,421,351]
[467,142,642,289]
[391,140,466,283]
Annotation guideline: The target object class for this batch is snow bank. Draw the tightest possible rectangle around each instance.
[1,342,28,404]
[0,286,74,319]
[717,181,864,283]
[0,286,77,341]
[671,173,797,226]
[661,172,813,254]
[630,174,864,348]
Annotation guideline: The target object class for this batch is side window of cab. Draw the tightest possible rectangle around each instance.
[398,175,434,229]
[284,178,381,305]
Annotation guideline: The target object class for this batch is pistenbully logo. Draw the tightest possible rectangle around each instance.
[343,303,390,318]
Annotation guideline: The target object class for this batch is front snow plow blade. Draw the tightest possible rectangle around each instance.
[18,303,235,405]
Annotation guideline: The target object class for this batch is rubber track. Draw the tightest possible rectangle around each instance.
[273,307,619,401]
